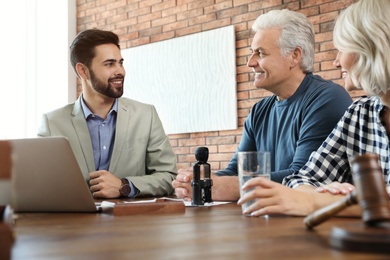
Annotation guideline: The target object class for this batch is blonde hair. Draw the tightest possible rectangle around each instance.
[333,0,390,95]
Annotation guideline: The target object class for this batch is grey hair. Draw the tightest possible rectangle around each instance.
[333,0,390,95]
[252,9,315,73]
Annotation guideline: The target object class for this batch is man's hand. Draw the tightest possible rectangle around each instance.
[172,168,240,202]
[172,168,193,201]
[89,170,122,198]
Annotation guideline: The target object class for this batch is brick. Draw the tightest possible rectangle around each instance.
[314,49,337,63]
[238,99,257,110]
[77,1,96,12]
[237,82,254,91]
[151,15,176,27]
[188,13,217,26]
[211,152,236,161]
[236,73,249,83]
[138,12,162,23]
[124,2,139,12]
[78,15,95,25]
[301,0,335,8]
[177,162,192,169]
[236,56,247,66]
[116,17,138,29]
[218,127,243,136]
[320,21,334,33]
[151,0,176,12]
[206,136,235,145]
[248,0,283,10]
[168,138,178,147]
[151,31,175,42]
[236,39,249,48]
[128,7,151,18]
[237,108,250,118]
[204,1,233,14]
[96,9,117,21]
[178,137,206,147]
[129,21,151,32]
[315,31,333,43]
[85,5,106,16]
[299,6,319,17]
[315,69,341,81]
[218,144,239,153]
[191,131,219,138]
[139,27,162,37]
[237,64,251,74]
[140,0,162,8]
[168,133,191,139]
[250,89,272,99]
[234,22,248,32]
[177,154,195,163]
[313,62,320,73]
[320,0,355,13]
[112,27,127,36]
[128,37,151,48]
[320,60,336,71]
[188,0,214,10]
[319,41,335,52]
[217,5,248,19]
[172,146,190,155]
[96,0,116,5]
[106,13,128,24]
[308,12,337,26]
[232,11,261,24]
[162,5,188,17]
[236,46,251,57]
[105,0,127,11]
[177,0,195,5]
[202,17,231,31]
[176,25,202,37]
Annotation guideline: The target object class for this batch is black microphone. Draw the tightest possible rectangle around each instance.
[192,147,213,205]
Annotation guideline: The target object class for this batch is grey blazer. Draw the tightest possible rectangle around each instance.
[38,96,177,197]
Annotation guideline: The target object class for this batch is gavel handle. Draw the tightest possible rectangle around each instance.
[304,190,358,229]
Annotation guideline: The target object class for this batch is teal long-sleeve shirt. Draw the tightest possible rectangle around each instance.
[215,73,353,183]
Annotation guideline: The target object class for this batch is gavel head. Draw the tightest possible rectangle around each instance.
[351,153,390,225]
[195,147,209,164]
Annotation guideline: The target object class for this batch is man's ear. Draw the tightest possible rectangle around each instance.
[290,47,303,69]
[75,63,89,80]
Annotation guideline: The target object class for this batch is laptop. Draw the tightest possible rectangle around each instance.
[9,137,99,213]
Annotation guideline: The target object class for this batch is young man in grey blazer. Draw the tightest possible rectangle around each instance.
[38,29,177,199]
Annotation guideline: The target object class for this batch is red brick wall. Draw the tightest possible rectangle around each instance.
[76,0,363,171]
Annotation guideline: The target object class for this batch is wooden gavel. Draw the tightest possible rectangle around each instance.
[304,153,390,229]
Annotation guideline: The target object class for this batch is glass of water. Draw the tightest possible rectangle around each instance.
[238,151,271,216]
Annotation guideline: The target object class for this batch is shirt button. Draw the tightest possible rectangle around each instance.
[103,146,107,150]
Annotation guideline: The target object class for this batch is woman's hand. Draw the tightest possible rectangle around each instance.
[315,182,355,195]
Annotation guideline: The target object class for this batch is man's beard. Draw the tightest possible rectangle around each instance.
[90,69,124,98]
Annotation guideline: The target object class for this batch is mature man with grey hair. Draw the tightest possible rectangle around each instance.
[172,9,352,202]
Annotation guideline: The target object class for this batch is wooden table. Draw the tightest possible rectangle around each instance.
[10,202,390,259]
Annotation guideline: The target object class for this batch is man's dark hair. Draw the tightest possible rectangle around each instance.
[69,29,120,77]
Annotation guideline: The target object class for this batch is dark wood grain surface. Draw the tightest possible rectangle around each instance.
[10,202,390,259]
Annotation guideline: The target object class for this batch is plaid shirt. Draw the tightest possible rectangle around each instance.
[284,95,390,188]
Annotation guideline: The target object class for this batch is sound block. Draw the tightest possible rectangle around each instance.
[1,205,14,260]
[113,199,185,216]
[0,223,14,260]
[330,222,390,253]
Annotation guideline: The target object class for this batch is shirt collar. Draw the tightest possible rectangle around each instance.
[80,94,118,119]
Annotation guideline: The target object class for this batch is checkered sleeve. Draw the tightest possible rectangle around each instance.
[284,96,390,189]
